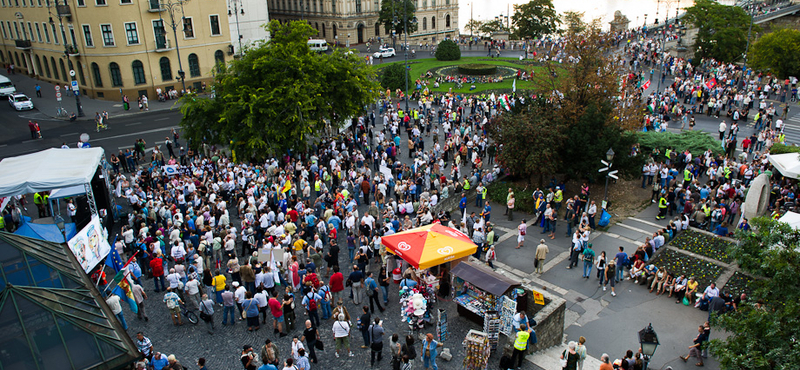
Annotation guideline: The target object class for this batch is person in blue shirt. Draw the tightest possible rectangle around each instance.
[614,247,627,282]
[150,352,169,370]
[459,193,467,218]
[483,201,492,222]
[399,274,417,289]
[364,272,384,313]
[714,222,729,237]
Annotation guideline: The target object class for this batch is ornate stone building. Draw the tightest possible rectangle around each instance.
[269,0,459,46]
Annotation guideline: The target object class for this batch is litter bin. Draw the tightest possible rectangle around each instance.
[123,102,129,110]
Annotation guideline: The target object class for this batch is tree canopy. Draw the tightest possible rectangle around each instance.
[684,0,753,62]
[479,19,508,35]
[511,0,560,39]
[378,0,418,37]
[435,39,461,61]
[750,28,800,79]
[464,19,482,37]
[709,217,800,370]
[488,17,644,184]
[380,63,412,91]
[179,20,379,160]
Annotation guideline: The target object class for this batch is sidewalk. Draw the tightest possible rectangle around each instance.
[4,72,182,121]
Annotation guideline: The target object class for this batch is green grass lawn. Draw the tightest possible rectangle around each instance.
[374,56,542,94]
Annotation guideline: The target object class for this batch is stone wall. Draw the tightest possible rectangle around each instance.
[757,13,800,36]
[502,283,567,356]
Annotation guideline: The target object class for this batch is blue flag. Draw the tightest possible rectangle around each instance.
[105,238,138,314]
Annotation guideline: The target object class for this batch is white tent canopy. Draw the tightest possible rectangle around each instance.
[779,211,800,230]
[768,153,800,179]
[49,185,88,200]
[0,148,104,197]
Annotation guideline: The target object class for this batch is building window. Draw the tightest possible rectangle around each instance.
[7,21,14,39]
[77,0,85,5]
[183,17,194,38]
[124,22,139,44]
[34,55,40,73]
[101,24,114,46]
[43,56,50,77]
[77,61,86,84]
[209,15,220,35]
[132,60,145,84]
[27,22,33,41]
[120,0,131,3]
[355,0,360,12]
[13,22,20,40]
[92,62,102,87]
[422,17,426,30]
[1,22,7,39]
[446,14,450,28]
[153,20,166,49]
[109,62,122,86]
[69,25,77,46]
[431,16,435,29]
[96,0,106,5]
[159,57,172,81]
[34,22,41,42]
[431,0,434,6]
[322,24,325,37]
[214,49,224,65]
[59,58,67,81]
[51,56,58,79]
[188,53,200,77]
[42,22,50,42]
[51,22,59,44]
[82,24,93,46]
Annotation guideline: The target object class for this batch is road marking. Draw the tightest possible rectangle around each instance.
[155,117,170,121]
[60,132,78,137]
[112,104,123,107]
[22,139,41,143]
[126,122,142,126]
[0,144,7,148]
[616,222,652,236]
[91,126,179,142]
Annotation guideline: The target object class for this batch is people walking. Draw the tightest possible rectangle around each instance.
[515,219,526,249]
[535,239,549,274]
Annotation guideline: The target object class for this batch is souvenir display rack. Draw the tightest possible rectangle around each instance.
[462,329,490,370]
[437,308,448,342]
[483,310,501,351]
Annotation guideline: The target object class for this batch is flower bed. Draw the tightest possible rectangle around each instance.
[670,230,734,264]
[457,63,498,75]
[649,249,725,289]
[722,271,754,297]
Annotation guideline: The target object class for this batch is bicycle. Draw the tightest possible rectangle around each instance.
[96,120,108,132]
[56,107,68,118]
[180,303,199,325]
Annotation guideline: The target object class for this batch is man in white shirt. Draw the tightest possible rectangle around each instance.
[106,294,128,330]
[233,281,247,320]
[184,275,201,310]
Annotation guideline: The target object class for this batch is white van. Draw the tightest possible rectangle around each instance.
[307,39,328,53]
[0,75,15,97]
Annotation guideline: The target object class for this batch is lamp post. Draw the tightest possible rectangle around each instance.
[54,214,67,243]
[159,0,189,93]
[742,0,756,89]
[638,323,660,370]
[228,0,245,55]
[599,148,616,210]
[49,2,84,117]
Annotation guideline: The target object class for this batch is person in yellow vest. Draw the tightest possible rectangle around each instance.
[463,177,471,191]
[553,187,564,211]
[314,178,322,198]
[511,323,533,369]
[657,192,668,220]
[33,192,46,218]
[683,165,693,189]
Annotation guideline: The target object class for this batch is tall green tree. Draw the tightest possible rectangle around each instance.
[709,217,800,370]
[378,0,418,37]
[479,19,507,35]
[179,20,380,160]
[511,0,560,39]
[380,63,412,91]
[750,28,800,79]
[683,0,753,62]
[464,19,483,37]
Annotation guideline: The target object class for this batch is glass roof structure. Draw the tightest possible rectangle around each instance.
[0,232,139,370]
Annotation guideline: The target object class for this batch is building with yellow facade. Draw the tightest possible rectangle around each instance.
[0,0,262,101]
[269,0,458,47]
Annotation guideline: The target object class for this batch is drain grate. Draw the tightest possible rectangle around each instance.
[575,297,585,302]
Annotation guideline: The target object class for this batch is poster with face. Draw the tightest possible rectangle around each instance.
[67,216,111,273]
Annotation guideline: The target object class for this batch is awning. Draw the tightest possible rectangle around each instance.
[49,185,88,199]
[768,153,800,179]
[451,261,521,296]
[381,223,477,270]
[0,148,104,197]
[779,211,800,230]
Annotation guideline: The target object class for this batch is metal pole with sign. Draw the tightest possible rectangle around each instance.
[69,70,85,117]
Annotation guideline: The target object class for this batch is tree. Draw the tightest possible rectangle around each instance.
[489,16,644,183]
[435,39,461,61]
[684,0,753,62]
[380,63,412,91]
[479,19,507,35]
[560,11,585,34]
[378,0,418,37]
[511,0,560,39]
[464,19,483,37]
[179,20,380,160]
[708,217,800,370]
[750,28,800,79]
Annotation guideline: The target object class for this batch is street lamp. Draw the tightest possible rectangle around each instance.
[54,214,67,243]
[638,323,660,369]
[158,0,189,93]
[48,2,84,117]
[600,147,616,210]
[228,0,245,55]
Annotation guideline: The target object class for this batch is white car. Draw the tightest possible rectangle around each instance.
[373,47,396,58]
[8,93,33,111]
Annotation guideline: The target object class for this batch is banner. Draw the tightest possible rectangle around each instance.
[67,216,112,273]
[0,196,9,213]
[162,164,180,176]
[642,79,651,90]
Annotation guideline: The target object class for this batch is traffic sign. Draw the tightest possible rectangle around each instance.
[54,85,60,91]
[600,160,609,166]
[71,80,79,92]
[598,167,609,172]
[608,170,619,180]
[56,92,62,101]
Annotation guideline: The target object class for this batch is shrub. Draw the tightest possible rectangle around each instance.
[486,181,535,214]
[637,130,724,157]
[380,63,412,91]
[457,63,497,75]
[435,39,461,61]
[768,143,800,154]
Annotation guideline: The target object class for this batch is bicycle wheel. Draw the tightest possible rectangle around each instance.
[184,310,199,325]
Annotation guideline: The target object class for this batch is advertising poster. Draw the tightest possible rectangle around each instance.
[67,216,111,273]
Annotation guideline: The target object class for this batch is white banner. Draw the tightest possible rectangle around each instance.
[0,196,9,213]
[162,164,180,176]
[67,216,111,273]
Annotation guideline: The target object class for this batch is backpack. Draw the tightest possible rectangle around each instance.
[307,293,318,311]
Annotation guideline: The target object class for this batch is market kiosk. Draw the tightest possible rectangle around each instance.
[451,261,523,326]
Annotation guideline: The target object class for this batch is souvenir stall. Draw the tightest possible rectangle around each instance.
[451,261,522,327]
[462,329,491,370]
[382,223,478,336]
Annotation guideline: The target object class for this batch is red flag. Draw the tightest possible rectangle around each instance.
[705,78,717,90]
[643,80,651,90]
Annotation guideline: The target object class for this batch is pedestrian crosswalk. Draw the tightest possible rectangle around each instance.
[782,115,800,145]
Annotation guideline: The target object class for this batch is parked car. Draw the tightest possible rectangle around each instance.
[8,93,33,111]
[373,47,396,58]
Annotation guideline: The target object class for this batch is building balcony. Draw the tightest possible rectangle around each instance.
[155,38,172,52]
[15,39,31,50]
[65,44,80,56]
[56,4,71,16]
